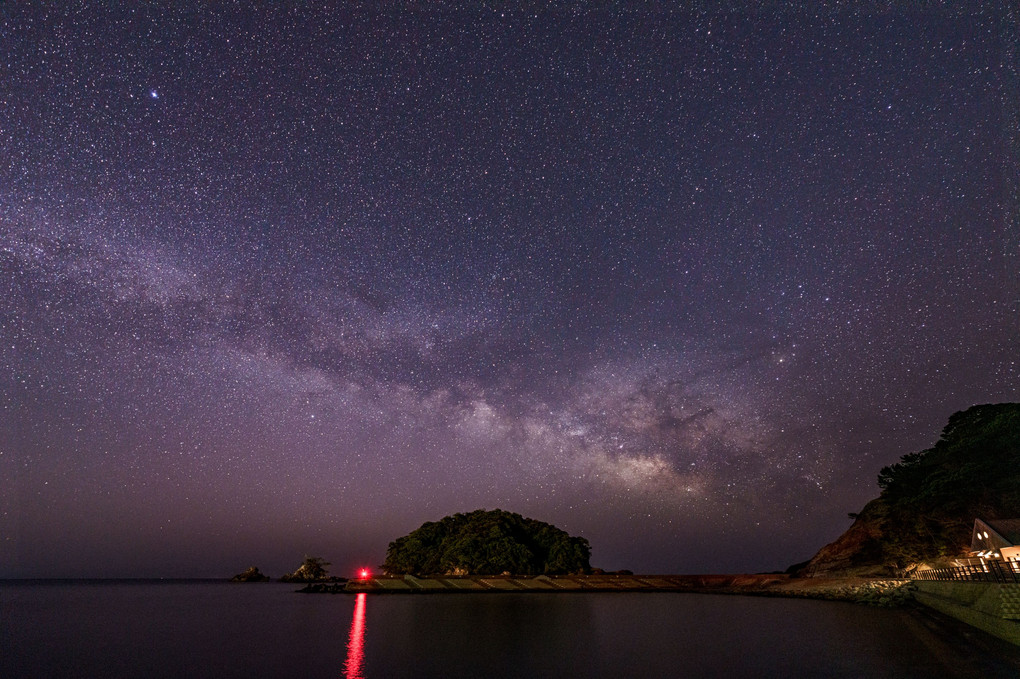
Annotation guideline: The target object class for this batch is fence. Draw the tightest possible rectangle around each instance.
[912,560,1020,584]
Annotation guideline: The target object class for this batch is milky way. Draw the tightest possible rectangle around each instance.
[2,4,1017,577]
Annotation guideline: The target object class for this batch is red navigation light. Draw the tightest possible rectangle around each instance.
[359,568,370,579]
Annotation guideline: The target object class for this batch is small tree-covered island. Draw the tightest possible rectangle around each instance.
[383,509,592,576]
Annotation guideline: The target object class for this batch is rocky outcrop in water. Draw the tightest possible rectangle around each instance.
[280,556,331,582]
[231,566,271,582]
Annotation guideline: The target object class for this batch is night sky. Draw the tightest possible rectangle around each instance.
[2,4,1017,578]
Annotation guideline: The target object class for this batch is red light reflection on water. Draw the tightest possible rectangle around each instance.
[343,593,367,679]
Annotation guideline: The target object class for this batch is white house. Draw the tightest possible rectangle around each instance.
[970,518,1020,567]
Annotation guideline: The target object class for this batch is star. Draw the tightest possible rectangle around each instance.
[0,3,1014,579]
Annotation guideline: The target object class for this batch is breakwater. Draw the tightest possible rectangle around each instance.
[299,573,913,606]
[303,573,789,594]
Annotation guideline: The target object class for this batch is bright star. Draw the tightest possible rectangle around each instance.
[150,89,159,99]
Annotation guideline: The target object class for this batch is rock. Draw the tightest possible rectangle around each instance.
[279,556,331,582]
[231,566,270,582]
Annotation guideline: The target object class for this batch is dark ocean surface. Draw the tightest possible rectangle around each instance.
[3,580,1020,678]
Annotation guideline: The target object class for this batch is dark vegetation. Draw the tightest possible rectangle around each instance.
[874,403,1020,564]
[806,403,1020,573]
[383,509,592,576]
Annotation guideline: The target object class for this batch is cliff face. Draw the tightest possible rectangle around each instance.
[801,403,1020,576]
[803,501,897,576]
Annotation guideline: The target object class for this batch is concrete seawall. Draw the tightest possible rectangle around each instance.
[314,575,791,591]
[301,574,910,605]
[912,581,1020,645]
[304,573,795,594]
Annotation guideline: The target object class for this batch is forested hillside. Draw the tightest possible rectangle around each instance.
[805,403,1020,574]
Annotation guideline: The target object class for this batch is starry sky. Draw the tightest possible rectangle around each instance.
[2,3,1018,578]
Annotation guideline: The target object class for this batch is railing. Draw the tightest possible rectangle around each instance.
[912,560,1020,584]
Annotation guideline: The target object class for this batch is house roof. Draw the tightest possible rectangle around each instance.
[984,519,1020,546]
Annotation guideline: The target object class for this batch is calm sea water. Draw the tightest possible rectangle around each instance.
[3,580,1020,678]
